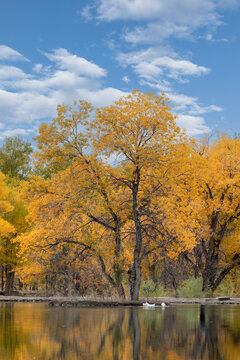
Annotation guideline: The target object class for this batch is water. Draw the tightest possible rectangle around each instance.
[0,303,239,359]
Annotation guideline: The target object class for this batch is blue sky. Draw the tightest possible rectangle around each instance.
[0,0,239,141]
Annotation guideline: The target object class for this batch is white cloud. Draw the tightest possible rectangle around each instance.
[199,32,229,42]
[167,93,222,115]
[206,33,214,41]
[118,47,209,84]
[44,48,107,77]
[0,43,223,139]
[83,0,239,46]
[0,45,29,62]
[96,0,167,21]
[0,65,28,80]
[176,114,210,135]
[117,46,177,67]
[170,93,221,136]
[89,0,238,23]
[0,128,33,140]
[0,46,127,140]
[116,43,220,130]
[91,0,216,22]
[75,87,128,107]
[139,78,171,92]
[82,0,233,44]
[79,0,234,137]
[80,5,94,20]
[33,64,43,73]
[124,23,192,44]
[122,75,130,83]
[134,57,209,81]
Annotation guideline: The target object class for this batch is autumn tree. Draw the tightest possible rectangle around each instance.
[18,91,187,299]
[3,191,29,295]
[0,172,18,294]
[162,135,240,292]
[0,136,32,294]
[15,95,240,298]
[22,101,128,297]
[18,170,118,295]
[90,90,186,299]
[0,172,15,238]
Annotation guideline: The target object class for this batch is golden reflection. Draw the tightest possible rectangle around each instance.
[0,304,239,359]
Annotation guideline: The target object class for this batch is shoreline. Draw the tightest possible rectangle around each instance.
[0,296,240,306]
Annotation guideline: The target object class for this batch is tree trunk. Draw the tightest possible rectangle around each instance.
[116,282,125,299]
[132,166,142,300]
[201,236,221,292]
[113,219,125,299]
[202,259,216,292]
[132,252,141,300]
[205,254,240,292]
[5,267,15,295]
[202,271,209,292]
[98,255,125,299]
[1,266,4,292]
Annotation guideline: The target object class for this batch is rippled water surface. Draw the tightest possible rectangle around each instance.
[0,303,240,359]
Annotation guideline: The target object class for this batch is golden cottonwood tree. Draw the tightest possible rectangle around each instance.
[19,91,187,300]
[14,96,240,298]
[3,191,29,295]
[90,90,186,299]
[0,172,15,238]
[0,180,29,295]
[19,166,128,296]
[23,100,130,297]
[0,172,18,294]
[0,136,33,294]
[161,135,240,292]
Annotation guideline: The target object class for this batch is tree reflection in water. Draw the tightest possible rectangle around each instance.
[0,303,239,359]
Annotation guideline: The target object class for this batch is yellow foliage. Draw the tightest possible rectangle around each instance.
[17,93,240,294]
[0,172,15,238]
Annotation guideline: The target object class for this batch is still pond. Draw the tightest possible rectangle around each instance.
[0,303,239,359]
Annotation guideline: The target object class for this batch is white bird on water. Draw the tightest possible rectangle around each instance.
[143,302,167,308]
[143,302,155,307]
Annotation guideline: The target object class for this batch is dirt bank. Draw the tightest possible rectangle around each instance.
[0,296,239,306]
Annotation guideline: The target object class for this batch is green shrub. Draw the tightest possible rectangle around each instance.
[214,280,235,297]
[140,279,170,297]
[177,277,212,298]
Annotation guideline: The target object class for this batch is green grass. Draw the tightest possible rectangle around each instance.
[140,279,170,297]
[177,277,212,298]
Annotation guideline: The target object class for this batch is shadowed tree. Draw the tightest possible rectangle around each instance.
[0,136,33,181]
